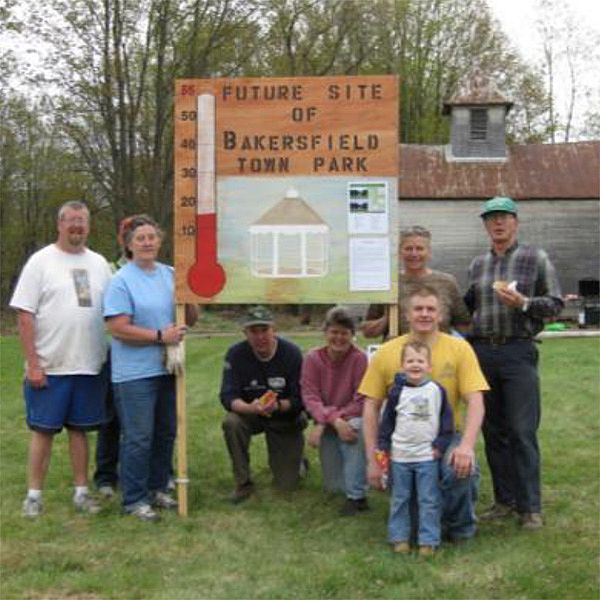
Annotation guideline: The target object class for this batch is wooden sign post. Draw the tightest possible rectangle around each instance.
[173,75,399,515]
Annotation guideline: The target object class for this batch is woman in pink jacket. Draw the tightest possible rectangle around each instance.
[301,307,369,516]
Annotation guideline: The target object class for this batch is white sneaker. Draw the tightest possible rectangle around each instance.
[22,496,43,518]
[129,503,161,522]
[98,485,115,499]
[73,493,101,514]
[152,491,178,510]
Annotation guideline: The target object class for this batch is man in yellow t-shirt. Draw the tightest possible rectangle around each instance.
[360,284,489,542]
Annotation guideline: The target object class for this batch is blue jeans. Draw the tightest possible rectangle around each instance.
[320,417,368,500]
[389,460,441,546]
[439,433,480,541]
[113,375,176,511]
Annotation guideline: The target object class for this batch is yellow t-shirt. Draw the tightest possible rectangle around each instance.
[358,333,489,432]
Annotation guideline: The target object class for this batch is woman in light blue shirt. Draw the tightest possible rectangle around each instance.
[104,215,197,521]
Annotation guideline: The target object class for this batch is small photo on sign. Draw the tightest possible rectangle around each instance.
[347,181,389,235]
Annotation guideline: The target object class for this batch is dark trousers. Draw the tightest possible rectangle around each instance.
[94,359,120,488]
[473,339,541,513]
[93,396,120,487]
[222,412,305,491]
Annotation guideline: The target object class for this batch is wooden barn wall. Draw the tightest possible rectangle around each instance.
[397,199,600,296]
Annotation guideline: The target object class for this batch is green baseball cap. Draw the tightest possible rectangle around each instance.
[480,196,518,218]
[242,305,274,327]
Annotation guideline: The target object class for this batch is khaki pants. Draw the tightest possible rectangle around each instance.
[222,412,305,491]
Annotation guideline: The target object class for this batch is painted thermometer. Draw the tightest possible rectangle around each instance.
[186,93,226,297]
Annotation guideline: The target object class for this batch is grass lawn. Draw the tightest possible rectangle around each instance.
[1,335,599,599]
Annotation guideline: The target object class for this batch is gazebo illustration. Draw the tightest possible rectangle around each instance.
[249,188,330,278]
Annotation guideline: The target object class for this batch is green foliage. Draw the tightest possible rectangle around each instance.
[0,335,599,599]
[1,0,595,303]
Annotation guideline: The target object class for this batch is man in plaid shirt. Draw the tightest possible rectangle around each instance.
[465,197,563,531]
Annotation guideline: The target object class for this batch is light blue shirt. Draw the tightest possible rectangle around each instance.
[103,261,175,383]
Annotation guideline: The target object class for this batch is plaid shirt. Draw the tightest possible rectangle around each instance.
[465,242,563,338]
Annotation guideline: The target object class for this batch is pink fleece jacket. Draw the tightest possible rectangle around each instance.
[301,344,368,424]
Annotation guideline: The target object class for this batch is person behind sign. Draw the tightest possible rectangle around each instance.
[361,226,470,339]
[93,215,132,498]
[103,214,198,522]
[360,284,489,543]
[10,201,112,517]
[464,197,563,530]
[220,306,305,503]
[376,340,454,556]
[301,307,369,516]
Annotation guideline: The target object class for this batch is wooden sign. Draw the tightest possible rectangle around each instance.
[174,75,399,304]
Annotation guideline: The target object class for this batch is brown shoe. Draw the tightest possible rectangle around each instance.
[418,545,435,557]
[479,502,515,521]
[392,542,410,554]
[519,512,543,530]
[339,497,369,517]
[228,482,255,504]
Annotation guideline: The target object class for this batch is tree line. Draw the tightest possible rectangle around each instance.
[1,0,598,309]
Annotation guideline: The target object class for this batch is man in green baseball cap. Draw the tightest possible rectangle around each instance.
[464,196,563,531]
[479,196,518,218]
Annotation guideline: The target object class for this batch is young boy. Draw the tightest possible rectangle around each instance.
[376,340,454,556]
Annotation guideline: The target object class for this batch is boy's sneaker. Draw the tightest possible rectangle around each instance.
[418,545,436,557]
[73,493,102,514]
[98,485,115,499]
[393,542,410,554]
[129,503,161,522]
[152,491,178,510]
[22,496,43,518]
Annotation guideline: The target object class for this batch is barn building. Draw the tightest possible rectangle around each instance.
[397,70,600,299]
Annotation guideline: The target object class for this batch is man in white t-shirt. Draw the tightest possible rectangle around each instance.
[10,201,112,517]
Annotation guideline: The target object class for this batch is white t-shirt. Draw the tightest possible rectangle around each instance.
[10,244,112,375]
[390,381,444,463]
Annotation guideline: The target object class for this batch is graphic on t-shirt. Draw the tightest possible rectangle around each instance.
[72,269,92,307]
[267,376,286,391]
[406,395,431,421]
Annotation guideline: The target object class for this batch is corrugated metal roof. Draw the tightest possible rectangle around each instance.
[252,196,327,226]
[398,141,600,199]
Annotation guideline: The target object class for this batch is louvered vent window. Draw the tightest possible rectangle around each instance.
[470,108,488,140]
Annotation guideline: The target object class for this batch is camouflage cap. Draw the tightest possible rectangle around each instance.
[242,305,274,328]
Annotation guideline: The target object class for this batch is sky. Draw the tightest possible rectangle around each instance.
[3,0,599,136]
[486,0,600,61]
[486,0,600,135]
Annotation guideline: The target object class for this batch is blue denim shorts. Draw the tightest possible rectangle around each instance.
[24,371,108,434]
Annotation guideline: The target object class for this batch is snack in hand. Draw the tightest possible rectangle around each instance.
[258,390,278,416]
[493,280,518,292]
[258,389,278,406]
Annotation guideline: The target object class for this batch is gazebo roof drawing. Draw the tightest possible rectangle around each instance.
[251,190,328,227]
